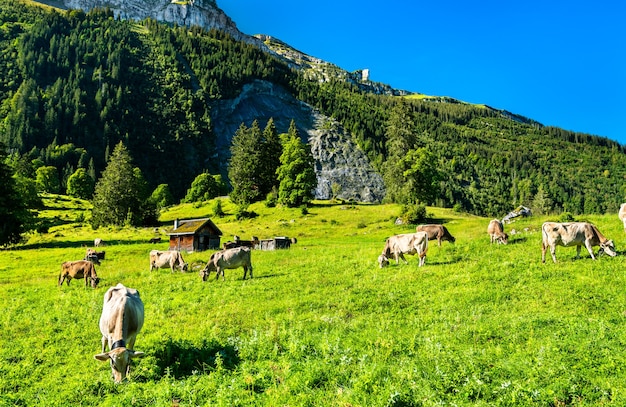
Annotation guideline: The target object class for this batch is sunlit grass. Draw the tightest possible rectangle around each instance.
[2,196,626,405]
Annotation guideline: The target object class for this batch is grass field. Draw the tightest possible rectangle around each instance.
[2,196,626,406]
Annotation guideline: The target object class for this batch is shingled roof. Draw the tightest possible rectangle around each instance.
[167,218,222,236]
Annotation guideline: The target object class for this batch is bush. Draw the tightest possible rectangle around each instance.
[212,199,225,217]
[558,212,576,222]
[400,202,428,224]
[235,205,258,220]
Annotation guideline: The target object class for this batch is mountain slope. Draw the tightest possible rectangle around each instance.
[2,1,625,216]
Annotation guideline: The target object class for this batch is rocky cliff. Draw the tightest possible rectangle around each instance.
[211,80,386,203]
[48,0,386,202]
[58,0,266,49]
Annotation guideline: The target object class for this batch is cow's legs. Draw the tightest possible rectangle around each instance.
[584,241,596,260]
[548,245,557,263]
[396,253,408,265]
[418,254,426,267]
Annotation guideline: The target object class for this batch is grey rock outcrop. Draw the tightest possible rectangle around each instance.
[59,0,266,49]
[211,80,385,202]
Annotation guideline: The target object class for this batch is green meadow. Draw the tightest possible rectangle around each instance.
[2,196,626,406]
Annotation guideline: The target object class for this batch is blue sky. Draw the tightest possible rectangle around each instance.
[220,1,625,144]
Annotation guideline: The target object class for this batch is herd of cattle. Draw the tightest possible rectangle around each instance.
[58,206,626,382]
[377,206,626,268]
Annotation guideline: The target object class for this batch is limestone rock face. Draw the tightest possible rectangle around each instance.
[211,80,385,202]
[60,0,265,48]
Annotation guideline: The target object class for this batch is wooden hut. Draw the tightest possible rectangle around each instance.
[167,218,222,252]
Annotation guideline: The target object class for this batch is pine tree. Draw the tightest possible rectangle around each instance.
[90,142,153,228]
[382,100,416,203]
[0,145,33,245]
[276,120,317,207]
[258,117,282,197]
[228,121,262,206]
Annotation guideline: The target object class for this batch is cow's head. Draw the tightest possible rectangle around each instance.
[90,276,100,289]
[200,261,216,281]
[599,240,617,257]
[378,254,389,268]
[94,347,145,383]
[498,233,509,245]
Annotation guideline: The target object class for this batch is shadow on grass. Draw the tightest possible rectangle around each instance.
[10,238,165,251]
[152,338,240,379]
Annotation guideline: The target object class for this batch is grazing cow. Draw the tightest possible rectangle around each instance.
[86,248,106,261]
[149,250,188,272]
[487,219,508,244]
[94,238,104,247]
[416,224,456,247]
[148,237,162,244]
[223,237,260,250]
[619,203,626,232]
[58,260,100,288]
[541,222,617,263]
[201,247,253,281]
[94,283,145,383]
[84,253,101,265]
[378,232,429,268]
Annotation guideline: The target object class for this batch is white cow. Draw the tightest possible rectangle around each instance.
[378,232,428,268]
[201,247,253,281]
[149,250,188,272]
[487,219,508,244]
[94,284,145,383]
[541,221,617,263]
[619,203,626,232]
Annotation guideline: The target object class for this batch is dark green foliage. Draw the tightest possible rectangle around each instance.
[90,142,156,228]
[0,144,33,245]
[276,121,317,207]
[228,121,263,206]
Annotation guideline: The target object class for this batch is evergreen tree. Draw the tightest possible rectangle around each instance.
[0,145,33,245]
[258,117,282,196]
[276,120,317,207]
[382,101,416,203]
[90,142,151,228]
[228,121,262,206]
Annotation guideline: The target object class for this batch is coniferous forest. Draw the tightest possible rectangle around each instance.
[1,2,625,218]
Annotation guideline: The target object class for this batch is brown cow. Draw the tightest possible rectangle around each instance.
[416,224,456,247]
[58,260,100,288]
[541,222,617,263]
[94,283,145,383]
[149,250,188,272]
[487,219,508,244]
[378,232,428,268]
[201,247,253,281]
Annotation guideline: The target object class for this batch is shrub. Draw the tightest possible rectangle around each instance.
[212,199,225,217]
[400,202,428,224]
